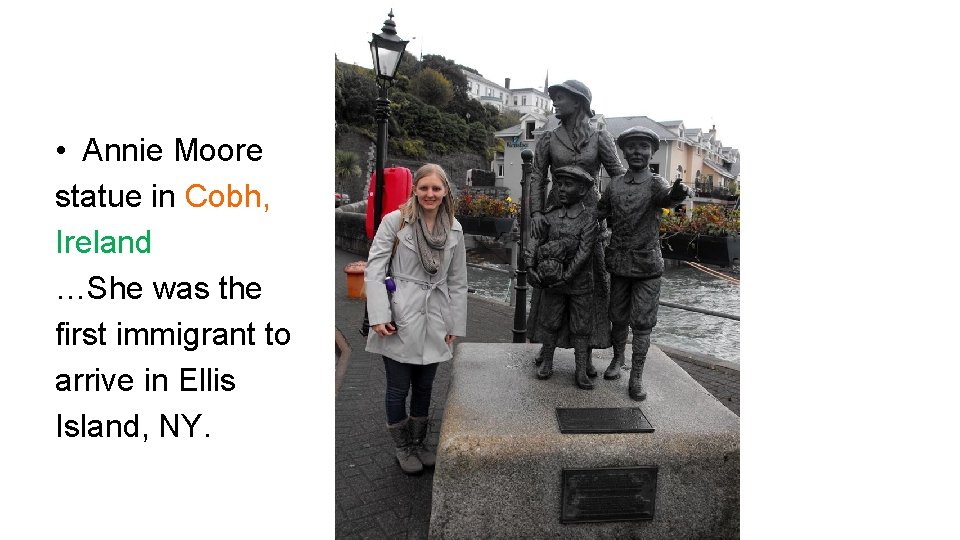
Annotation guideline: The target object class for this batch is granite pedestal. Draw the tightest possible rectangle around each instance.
[429,343,739,539]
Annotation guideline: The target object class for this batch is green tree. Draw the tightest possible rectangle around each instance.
[395,50,421,81]
[497,109,523,130]
[336,65,378,127]
[411,68,453,108]
[420,54,468,97]
[466,122,490,155]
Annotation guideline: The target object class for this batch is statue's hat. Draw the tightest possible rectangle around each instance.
[616,126,661,152]
[552,165,595,185]
[547,80,594,118]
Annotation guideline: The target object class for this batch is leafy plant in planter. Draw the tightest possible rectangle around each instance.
[660,204,739,236]
[660,204,740,266]
[454,192,519,237]
[454,192,519,218]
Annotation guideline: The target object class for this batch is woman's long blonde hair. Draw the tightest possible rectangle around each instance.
[399,163,455,224]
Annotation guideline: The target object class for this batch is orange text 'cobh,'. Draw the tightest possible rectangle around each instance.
[185,183,267,212]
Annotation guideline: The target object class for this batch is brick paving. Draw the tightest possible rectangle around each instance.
[334,248,739,538]
[670,358,739,416]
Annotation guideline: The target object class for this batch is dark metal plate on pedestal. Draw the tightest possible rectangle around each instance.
[561,467,658,524]
[556,407,654,434]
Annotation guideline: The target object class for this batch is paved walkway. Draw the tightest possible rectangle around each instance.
[334,248,738,539]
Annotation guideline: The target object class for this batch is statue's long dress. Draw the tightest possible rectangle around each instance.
[525,124,625,349]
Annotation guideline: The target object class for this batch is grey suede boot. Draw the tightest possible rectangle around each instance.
[409,416,436,468]
[573,337,594,390]
[629,334,650,401]
[387,419,423,475]
[536,336,556,380]
[605,325,629,380]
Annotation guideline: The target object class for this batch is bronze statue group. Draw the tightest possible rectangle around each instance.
[364,80,689,475]
[527,80,689,402]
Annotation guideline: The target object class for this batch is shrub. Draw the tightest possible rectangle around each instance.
[400,138,427,159]
[660,204,739,236]
[454,192,519,218]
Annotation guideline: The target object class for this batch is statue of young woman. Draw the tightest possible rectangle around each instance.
[526,80,625,375]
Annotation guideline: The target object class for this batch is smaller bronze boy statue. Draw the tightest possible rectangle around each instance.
[527,165,599,390]
[597,127,690,401]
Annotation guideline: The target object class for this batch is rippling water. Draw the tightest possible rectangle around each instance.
[466,264,740,364]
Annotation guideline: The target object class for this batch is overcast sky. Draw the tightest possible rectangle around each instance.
[331,1,758,153]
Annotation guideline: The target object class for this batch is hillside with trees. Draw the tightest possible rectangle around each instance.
[335,53,522,202]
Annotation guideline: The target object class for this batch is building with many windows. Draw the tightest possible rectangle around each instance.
[492,114,740,209]
[462,69,551,116]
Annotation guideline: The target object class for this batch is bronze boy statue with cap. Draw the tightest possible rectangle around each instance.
[596,127,689,400]
[527,165,600,390]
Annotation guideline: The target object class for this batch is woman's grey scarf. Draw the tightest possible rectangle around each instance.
[414,210,449,275]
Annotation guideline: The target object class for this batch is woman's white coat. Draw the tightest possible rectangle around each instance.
[365,209,467,364]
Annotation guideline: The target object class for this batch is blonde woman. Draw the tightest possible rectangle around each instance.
[364,164,467,475]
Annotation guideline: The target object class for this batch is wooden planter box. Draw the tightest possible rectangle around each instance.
[456,216,515,237]
[660,233,740,267]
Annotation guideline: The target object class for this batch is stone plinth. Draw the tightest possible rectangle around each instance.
[429,343,739,539]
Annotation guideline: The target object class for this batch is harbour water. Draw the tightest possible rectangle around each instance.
[466,263,740,364]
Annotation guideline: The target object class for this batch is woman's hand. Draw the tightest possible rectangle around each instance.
[373,322,396,336]
[445,335,457,345]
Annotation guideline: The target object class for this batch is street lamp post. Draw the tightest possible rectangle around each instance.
[512,149,534,343]
[369,9,409,233]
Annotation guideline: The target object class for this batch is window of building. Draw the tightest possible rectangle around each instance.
[467,82,472,91]
[522,96,527,106]
[498,165,504,177]
[525,121,536,140]
[513,96,517,105]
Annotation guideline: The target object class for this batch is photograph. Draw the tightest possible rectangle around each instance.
[333,4,740,537]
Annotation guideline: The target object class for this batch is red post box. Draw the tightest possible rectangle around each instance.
[366,167,413,240]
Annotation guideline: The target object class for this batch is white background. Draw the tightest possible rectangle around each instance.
[3,1,960,538]
[1,1,330,537]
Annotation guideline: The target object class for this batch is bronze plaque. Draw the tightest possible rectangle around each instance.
[556,407,654,434]
[561,467,658,523]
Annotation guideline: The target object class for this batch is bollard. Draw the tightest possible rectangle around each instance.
[344,261,367,299]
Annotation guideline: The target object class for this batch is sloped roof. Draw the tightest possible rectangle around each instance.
[603,116,678,141]
[540,115,676,141]
[463,69,508,92]
[494,125,523,138]
[495,113,548,138]
[703,158,737,180]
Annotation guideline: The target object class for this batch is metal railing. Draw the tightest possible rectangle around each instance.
[658,301,739,321]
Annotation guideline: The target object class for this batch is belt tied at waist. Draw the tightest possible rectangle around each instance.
[392,273,449,314]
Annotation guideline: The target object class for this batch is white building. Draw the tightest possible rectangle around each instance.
[463,69,551,116]
[493,114,740,205]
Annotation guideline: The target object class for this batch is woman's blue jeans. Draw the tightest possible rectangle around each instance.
[383,356,439,425]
